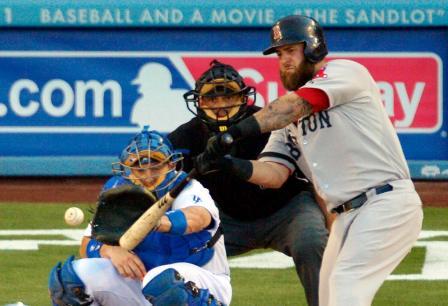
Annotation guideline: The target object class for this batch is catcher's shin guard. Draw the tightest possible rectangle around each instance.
[49,255,93,306]
[142,268,225,306]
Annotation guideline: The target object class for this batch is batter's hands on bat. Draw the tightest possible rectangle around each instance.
[195,133,234,175]
[101,245,146,280]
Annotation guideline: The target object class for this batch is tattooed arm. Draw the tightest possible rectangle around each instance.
[254,92,313,133]
[225,92,313,142]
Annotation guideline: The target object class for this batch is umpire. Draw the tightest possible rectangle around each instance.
[168,60,328,306]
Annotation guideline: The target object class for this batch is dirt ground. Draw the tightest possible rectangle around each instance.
[0,177,446,207]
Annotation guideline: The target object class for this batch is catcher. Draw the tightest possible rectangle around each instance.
[48,128,230,306]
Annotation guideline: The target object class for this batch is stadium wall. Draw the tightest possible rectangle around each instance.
[0,1,446,204]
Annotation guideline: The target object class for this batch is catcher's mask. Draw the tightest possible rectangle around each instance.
[112,127,183,197]
[183,59,256,132]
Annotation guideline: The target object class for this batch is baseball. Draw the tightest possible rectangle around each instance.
[64,207,85,226]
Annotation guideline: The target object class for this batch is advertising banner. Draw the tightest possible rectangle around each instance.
[0,3,446,179]
[0,50,445,178]
[0,0,446,27]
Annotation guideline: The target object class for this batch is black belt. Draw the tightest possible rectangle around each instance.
[331,184,393,214]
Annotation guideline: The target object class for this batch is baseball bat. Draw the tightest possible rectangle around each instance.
[119,133,233,250]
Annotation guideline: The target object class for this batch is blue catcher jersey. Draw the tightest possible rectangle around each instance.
[86,173,229,276]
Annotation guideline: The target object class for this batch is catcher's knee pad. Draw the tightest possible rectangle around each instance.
[142,268,225,306]
[49,255,93,306]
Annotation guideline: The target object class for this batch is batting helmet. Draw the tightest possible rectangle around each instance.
[263,15,328,63]
[112,126,183,198]
[183,60,256,132]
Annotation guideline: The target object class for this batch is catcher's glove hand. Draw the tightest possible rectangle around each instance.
[91,184,157,245]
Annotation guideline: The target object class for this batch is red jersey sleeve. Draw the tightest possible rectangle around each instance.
[294,87,329,113]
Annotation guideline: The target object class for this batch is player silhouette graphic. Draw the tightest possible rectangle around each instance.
[131,62,192,131]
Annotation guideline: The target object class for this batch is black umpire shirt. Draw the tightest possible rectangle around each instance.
[168,106,312,221]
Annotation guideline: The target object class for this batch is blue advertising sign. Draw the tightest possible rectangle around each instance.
[0,22,446,179]
[0,53,193,134]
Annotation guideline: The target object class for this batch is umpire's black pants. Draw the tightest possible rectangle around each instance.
[220,191,328,306]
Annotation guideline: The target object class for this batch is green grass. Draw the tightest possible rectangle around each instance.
[0,246,80,305]
[0,204,447,305]
[373,282,448,306]
[0,235,70,240]
[421,207,448,230]
[391,246,424,274]
[0,203,93,229]
[231,269,305,305]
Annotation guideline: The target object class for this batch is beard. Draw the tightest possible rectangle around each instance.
[280,60,315,91]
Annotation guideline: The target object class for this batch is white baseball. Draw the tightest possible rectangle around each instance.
[64,207,85,226]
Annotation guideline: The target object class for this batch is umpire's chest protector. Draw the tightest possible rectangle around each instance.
[134,231,214,270]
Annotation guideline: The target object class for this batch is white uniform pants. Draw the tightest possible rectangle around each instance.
[319,179,423,306]
[73,259,232,306]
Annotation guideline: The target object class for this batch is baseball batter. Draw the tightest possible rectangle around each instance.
[49,128,230,306]
[197,15,423,306]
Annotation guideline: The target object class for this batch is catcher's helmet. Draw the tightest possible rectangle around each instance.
[183,60,256,132]
[263,15,328,63]
[113,127,183,197]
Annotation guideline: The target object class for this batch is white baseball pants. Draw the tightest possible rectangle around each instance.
[319,179,423,306]
[73,259,231,306]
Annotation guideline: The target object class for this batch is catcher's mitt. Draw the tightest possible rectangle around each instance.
[91,184,157,245]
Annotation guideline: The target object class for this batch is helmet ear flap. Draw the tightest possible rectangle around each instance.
[242,85,256,106]
[183,89,201,117]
